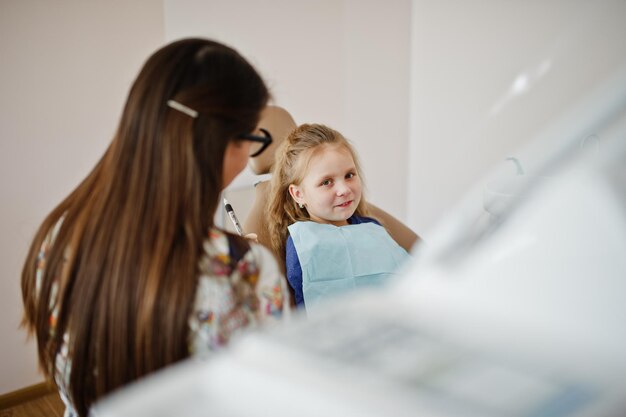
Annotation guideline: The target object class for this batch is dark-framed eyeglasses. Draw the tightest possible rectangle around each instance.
[238,128,273,158]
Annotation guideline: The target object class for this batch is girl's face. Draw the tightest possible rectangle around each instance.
[289,145,362,226]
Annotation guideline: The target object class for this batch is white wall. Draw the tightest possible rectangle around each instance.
[408,0,626,237]
[0,1,164,394]
[164,0,412,221]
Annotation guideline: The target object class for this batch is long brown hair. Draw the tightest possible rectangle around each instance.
[267,123,370,262]
[21,38,268,416]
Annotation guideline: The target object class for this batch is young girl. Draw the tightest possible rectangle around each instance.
[267,123,410,311]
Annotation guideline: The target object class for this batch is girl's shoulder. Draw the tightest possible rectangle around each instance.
[349,215,381,226]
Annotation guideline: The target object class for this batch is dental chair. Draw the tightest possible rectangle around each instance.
[243,105,420,261]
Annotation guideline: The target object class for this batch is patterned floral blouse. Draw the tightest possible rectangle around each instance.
[35,223,290,417]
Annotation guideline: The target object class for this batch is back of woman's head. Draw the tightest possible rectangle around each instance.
[21,38,268,416]
[116,38,269,222]
[267,123,369,259]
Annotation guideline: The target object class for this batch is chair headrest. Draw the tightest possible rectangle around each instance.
[248,105,297,175]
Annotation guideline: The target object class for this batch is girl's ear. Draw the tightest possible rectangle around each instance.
[288,184,304,205]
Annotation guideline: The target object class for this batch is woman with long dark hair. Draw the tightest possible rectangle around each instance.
[21,38,290,417]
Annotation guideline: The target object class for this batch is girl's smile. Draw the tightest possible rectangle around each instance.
[334,200,353,208]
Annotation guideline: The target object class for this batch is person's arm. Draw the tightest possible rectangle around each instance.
[368,203,421,252]
[285,236,305,307]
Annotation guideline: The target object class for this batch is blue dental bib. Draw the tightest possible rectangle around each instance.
[288,221,410,309]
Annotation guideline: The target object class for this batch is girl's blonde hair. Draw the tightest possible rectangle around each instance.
[267,123,370,261]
